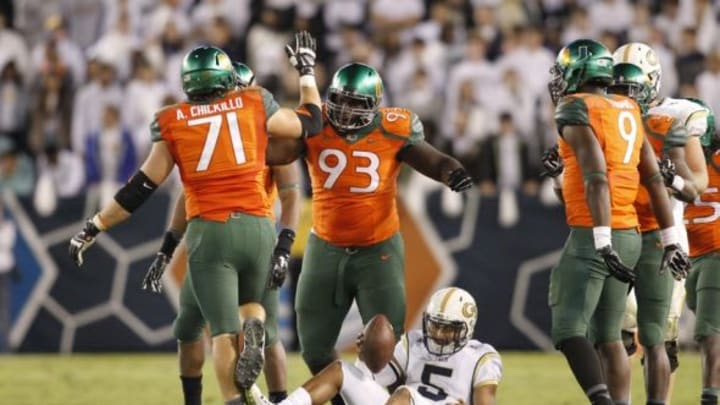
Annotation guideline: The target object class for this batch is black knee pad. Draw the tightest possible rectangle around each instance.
[665,340,679,372]
[622,330,637,356]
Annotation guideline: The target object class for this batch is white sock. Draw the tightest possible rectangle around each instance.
[280,387,311,405]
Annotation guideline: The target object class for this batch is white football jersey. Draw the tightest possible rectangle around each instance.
[650,97,709,138]
[374,329,502,404]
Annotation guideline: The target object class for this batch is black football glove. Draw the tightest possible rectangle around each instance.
[268,229,295,289]
[541,144,563,178]
[142,231,181,293]
[597,245,635,283]
[660,243,690,281]
[447,168,473,192]
[285,31,317,76]
[69,217,102,267]
[658,156,679,189]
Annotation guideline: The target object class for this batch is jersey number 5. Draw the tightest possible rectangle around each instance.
[418,364,453,401]
[189,112,246,172]
[686,187,720,224]
[318,148,380,193]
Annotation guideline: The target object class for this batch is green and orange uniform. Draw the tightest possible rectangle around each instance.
[157,87,279,338]
[685,151,720,341]
[625,113,687,348]
[296,107,422,370]
[550,93,643,346]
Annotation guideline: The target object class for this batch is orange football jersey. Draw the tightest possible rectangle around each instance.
[304,107,423,247]
[556,93,643,229]
[634,114,687,232]
[685,152,720,257]
[154,88,273,221]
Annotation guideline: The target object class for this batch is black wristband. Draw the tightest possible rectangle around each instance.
[275,228,296,254]
[114,170,158,213]
[159,231,181,257]
[84,218,102,237]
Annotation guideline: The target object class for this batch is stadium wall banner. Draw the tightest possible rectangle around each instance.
[5,183,570,352]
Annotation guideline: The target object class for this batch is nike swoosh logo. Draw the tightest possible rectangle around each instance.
[142,182,153,190]
[380,254,391,261]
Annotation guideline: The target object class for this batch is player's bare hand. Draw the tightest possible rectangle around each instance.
[285,30,316,76]
[541,144,563,178]
[660,244,690,281]
[68,218,102,267]
[597,245,635,283]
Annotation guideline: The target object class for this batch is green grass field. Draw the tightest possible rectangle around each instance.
[0,351,702,404]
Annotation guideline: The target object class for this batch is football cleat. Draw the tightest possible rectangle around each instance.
[243,385,274,405]
[234,318,266,389]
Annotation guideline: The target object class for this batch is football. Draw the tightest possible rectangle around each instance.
[360,314,395,373]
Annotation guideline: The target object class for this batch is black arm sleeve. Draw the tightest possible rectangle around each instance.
[114,170,158,213]
[296,103,323,138]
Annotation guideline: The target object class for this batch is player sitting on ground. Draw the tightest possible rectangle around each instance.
[243,287,501,405]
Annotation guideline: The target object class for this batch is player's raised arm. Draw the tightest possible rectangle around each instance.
[266,31,322,139]
[69,140,175,267]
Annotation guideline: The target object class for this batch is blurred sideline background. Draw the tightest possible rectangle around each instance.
[0,0,718,402]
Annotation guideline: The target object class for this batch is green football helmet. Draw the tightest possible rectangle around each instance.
[181,46,235,98]
[548,39,614,104]
[686,98,718,151]
[326,63,383,132]
[232,61,255,88]
[608,63,652,111]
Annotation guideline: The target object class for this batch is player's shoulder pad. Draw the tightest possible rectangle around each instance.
[407,329,424,345]
[378,107,416,135]
[672,97,707,115]
[465,340,500,358]
[378,107,424,145]
[554,94,590,133]
[150,103,181,142]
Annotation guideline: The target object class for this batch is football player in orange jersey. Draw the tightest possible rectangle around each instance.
[613,43,711,404]
[546,39,686,405]
[265,62,472,405]
[682,101,720,405]
[601,62,692,405]
[68,32,322,405]
[139,63,300,405]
